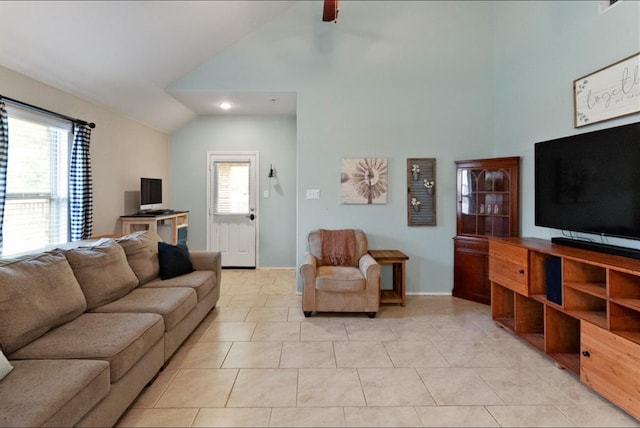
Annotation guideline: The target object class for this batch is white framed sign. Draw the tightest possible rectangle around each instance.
[573,52,640,128]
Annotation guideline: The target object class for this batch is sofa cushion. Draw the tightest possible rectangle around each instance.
[141,270,215,302]
[116,231,162,285]
[315,266,365,292]
[9,312,164,382]
[64,240,140,310]
[158,241,194,280]
[0,359,110,428]
[0,251,87,355]
[90,287,197,331]
[0,350,12,381]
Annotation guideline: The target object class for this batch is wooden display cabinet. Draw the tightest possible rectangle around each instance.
[453,157,520,305]
[489,237,640,421]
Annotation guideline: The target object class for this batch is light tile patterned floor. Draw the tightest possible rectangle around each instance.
[116,269,640,427]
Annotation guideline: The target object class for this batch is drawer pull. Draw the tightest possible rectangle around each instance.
[582,350,590,357]
[518,269,525,275]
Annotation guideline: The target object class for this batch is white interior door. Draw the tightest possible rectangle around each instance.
[207,152,258,267]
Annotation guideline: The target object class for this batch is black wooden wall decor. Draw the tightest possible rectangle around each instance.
[407,158,436,226]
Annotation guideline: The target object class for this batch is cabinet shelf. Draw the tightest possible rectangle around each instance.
[614,330,640,345]
[610,298,640,312]
[530,293,564,311]
[521,333,545,352]
[495,317,515,331]
[549,353,580,374]
[473,191,511,195]
[566,309,608,329]
[565,281,607,299]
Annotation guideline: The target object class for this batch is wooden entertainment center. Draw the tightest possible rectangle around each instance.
[489,237,640,420]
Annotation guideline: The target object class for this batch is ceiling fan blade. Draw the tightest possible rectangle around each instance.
[323,0,338,22]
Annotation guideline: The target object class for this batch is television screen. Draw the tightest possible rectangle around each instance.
[535,121,640,240]
[140,177,162,211]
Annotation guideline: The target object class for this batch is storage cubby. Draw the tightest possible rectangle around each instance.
[563,259,607,328]
[609,302,640,345]
[515,294,544,351]
[491,283,515,331]
[544,306,580,374]
[563,259,606,290]
[563,284,607,329]
[529,252,548,296]
[528,253,563,307]
[609,270,640,310]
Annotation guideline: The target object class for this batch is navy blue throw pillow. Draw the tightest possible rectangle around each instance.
[158,241,194,280]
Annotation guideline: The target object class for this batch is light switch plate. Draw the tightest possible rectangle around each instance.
[306,189,320,199]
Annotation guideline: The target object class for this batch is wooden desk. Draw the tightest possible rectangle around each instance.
[368,250,409,306]
[120,211,188,245]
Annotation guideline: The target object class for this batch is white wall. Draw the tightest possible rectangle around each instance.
[0,65,170,236]
[170,1,496,293]
[170,115,296,267]
[492,0,640,248]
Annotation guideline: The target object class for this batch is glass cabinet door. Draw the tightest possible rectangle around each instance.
[458,165,515,237]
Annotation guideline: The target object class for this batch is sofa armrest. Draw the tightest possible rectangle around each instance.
[300,253,317,281]
[359,253,380,279]
[190,251,221,273]
[300,253,317,312]
[359,253,381,312]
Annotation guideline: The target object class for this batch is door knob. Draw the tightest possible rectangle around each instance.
[582,350,590,357]
[248,214,255,221]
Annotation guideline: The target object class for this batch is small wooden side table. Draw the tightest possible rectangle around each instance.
[368,250,409,306]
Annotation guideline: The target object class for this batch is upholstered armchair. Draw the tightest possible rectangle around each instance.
[300,229,381,318]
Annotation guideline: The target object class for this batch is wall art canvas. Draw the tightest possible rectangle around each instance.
[574,52,640,127]
[341,157,388,204]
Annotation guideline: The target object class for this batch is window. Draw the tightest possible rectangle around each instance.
[3,106,72,256]
[214,161,250,215]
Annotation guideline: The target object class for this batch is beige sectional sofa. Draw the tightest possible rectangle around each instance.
[0,231,221,427]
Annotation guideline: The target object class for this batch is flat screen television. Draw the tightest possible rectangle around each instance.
[535,121,640,243]
[140,177,162,212]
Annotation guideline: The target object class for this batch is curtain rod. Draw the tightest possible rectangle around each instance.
[0,95,96,129]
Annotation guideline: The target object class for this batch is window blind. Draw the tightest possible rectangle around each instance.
[214,161,250,215]
[3,106,71,256]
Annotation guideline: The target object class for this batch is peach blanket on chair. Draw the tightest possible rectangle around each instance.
[320,229,357,267]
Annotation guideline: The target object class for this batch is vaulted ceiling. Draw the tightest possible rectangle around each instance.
[0,1,300,133]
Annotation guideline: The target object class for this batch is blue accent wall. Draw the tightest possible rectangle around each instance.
[170,1,640,291]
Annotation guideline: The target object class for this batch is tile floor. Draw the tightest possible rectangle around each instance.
[116,268,640,427]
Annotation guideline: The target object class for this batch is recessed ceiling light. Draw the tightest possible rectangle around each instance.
[219,102,232,110]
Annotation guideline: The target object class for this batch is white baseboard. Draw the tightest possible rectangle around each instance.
[405,292,453,296]
[257,266,296,270]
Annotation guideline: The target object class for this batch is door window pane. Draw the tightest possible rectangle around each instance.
[214,161,249,215]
